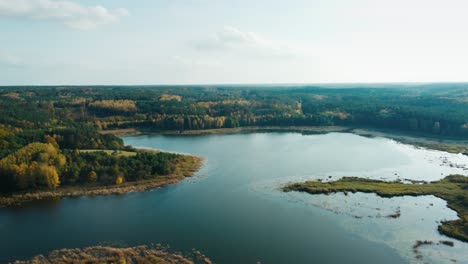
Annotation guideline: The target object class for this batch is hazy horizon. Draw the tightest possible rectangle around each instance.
[1,82,468,87]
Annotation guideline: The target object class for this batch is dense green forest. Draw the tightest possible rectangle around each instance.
[1,84,467,138]
[0,84,467,192]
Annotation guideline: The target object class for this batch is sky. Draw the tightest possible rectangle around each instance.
[1,0,468,85]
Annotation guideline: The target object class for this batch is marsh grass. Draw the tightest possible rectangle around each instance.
[284,175,468,242]
[14,244,212,264]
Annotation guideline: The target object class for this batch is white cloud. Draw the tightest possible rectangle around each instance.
[194,26,313,59]
[217,26,264,46]
[0,0,128,30]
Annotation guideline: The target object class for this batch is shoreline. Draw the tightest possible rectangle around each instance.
[351,128,468,154]
[103,126,468,154]
[100,126,351,136]
[0,156,203,207]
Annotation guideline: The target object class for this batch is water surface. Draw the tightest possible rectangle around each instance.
[1,132,467,263]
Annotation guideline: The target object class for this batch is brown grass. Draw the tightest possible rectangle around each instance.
[14,245,213,264]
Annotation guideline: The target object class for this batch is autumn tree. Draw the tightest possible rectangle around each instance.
[87,171,98,183]
[0,142,65,190]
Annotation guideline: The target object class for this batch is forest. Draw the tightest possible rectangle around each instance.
[0,131,188,193]
[2,83,466,137]
[0,83,467,193]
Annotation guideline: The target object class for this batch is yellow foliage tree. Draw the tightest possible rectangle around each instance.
[44,135,59,149]
[89,100,137,112]
[88,171,98,183]
[38,164,60,189]
[0,142,65,190]
[115,175,124,185]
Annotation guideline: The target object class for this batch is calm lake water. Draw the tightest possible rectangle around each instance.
[1,132,467,263]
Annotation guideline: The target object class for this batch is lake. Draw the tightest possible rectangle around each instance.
[1,132,467,263]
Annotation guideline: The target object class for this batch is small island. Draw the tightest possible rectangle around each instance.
[14,244,213,264]
[283,175,468,242]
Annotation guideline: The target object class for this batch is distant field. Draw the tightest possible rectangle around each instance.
[79,149,137,157]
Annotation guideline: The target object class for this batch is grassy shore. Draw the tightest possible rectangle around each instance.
[14,244,212,264]
[79,149,138,157]
[283,175,468,242]
[351,128,468,154]
[99,128,141,136]
[0,155,203,207]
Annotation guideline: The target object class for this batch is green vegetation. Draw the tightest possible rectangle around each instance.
[0,138,192,192]
[0,84,467,140]
[79,149,138,157]
[0,87,207,198]
[0,126,202,201]
[283,175,468,242]
[60,149,190,186]
[0,154,202,206]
